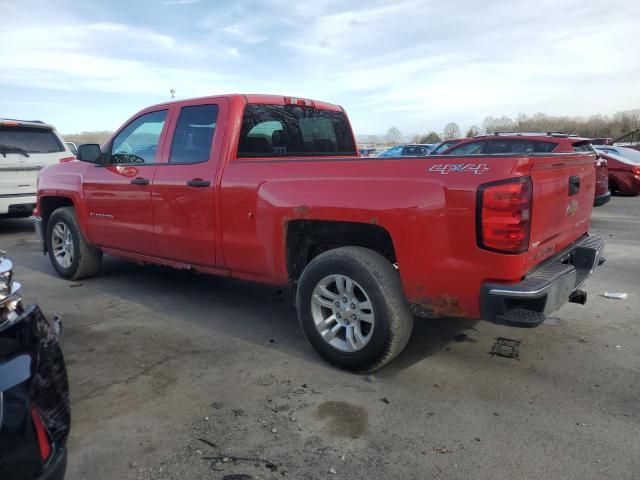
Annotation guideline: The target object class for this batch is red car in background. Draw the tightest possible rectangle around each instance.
[437,134,611,206]
[594,146,640,195]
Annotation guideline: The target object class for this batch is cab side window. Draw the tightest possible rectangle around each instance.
[169,105,219,164]
[111,110,167,164]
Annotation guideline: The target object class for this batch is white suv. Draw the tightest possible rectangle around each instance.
[0,119,76,218]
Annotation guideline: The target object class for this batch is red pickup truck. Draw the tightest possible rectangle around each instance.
[34,94,605,371]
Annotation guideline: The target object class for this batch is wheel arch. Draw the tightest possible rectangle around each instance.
[39,194,93,245]
[286,220,397,282]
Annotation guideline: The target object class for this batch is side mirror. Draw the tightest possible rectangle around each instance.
[76,144,102,163]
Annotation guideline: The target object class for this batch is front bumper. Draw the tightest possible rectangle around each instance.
[593,191,611,206]
[481,234,605,327]
[0,194,36,216]
[39,448,67,480]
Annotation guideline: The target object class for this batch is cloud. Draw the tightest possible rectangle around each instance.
[2,0,639,134]
[163,0,200,4]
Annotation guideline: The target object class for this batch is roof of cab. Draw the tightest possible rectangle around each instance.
[0,118,54,129]
[147,94,344,112]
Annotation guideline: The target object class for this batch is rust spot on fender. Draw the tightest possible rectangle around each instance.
[412,294,466,318]
[369,216,378,225]
[294,205,311,217]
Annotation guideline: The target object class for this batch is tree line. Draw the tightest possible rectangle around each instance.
[383,108,640,145]
[66,108,640,147]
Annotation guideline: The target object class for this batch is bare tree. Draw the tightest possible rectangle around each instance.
[367,135,378,146]
[480,110,640,138]
[386,127,402,145]
[419,131,442,143]
[465,125,480,138]
[442,122,461,140]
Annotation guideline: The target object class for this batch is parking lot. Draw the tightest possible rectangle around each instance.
[1,197,639,480]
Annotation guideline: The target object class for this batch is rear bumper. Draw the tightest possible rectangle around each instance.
[0,194,36,215]
[593,190,611,206]
[481,234,605,327]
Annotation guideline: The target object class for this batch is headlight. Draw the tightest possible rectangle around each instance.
[0,254,13,297]
[0,253,22,333]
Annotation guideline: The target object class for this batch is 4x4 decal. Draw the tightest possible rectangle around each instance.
[429,163,489,175]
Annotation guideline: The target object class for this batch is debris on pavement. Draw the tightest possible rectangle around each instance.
[433,447,450,454]
[198,438,217,448]
[602,292,628,300]
[329,467,337,474]
[259,374,276,386]
[202,454,278,472]
[453,333,477,343]
[490,337,521,359]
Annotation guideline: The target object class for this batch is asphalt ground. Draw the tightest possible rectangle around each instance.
[1,195,638,480]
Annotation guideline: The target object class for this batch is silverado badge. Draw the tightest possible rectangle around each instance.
[566,199,579,216]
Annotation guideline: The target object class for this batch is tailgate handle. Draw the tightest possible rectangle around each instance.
[568,175,580,196]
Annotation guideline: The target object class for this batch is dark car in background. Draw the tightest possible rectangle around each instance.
[594,146,640,196]
[0,254,69,480]
[377,144,431,157]
[590,137,613,145]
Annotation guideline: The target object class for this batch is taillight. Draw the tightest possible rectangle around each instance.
[59,156,75,163]
[31,406,52,461]
[477,177,532,254]
[632,166,640,175]
[283,96,315,107]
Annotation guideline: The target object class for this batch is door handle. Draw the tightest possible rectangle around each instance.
[568,175,580,196]
[186,179,211,188]
[130,177,149,185]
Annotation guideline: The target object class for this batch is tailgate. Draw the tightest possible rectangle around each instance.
[0,153,52,198]
[527,150,596,269]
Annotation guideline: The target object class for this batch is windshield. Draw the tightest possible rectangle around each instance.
[0,126,63,153]
[430,140,459,154]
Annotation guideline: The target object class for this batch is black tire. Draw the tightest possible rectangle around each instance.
[296,246,413,372]
[46,207,102,280]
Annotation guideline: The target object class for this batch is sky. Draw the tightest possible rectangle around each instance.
[1,0,639,137]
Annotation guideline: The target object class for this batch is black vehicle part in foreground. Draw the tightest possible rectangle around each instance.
[0,253,70,480]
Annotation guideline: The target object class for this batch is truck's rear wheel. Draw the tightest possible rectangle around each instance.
[46,207,102,280]
[296,247,413,372]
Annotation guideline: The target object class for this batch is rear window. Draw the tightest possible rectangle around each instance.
[237,104,356,157]
[0,126,63,153]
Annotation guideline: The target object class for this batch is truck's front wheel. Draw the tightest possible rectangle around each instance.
[46,207,102,280]
[296,247,413,372]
